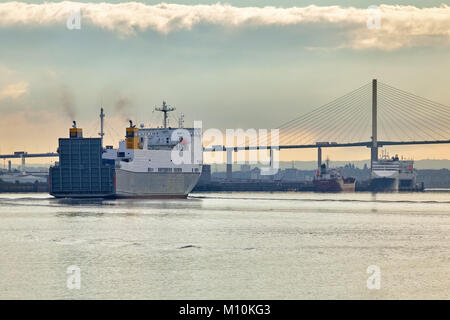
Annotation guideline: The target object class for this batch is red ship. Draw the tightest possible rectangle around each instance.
[313,163,356,192]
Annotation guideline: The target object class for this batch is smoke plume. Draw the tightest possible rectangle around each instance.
[60,85,76,121]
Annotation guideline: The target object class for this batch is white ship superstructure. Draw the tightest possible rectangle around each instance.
[50,103,202,199]
[103,103,202,198]
[371,153,418,192]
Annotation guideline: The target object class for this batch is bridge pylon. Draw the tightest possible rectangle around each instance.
[371,78,378,168]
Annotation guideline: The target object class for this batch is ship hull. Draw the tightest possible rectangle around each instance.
[115,169,201,198]
[115,194,188,199]
[51,171,201,199]
[314,178,356,193]
[50,193,116,199]
[370,177,398,192]
[314,179,342,192]
[342,178,356,192]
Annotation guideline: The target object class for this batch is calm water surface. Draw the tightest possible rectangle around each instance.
[0,192,449,299]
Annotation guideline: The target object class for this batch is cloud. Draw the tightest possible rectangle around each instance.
[0,81,28,100]
[0,2,449,50]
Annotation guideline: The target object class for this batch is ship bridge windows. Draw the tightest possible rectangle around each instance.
[158,168,172,173]
[174,168,182,173]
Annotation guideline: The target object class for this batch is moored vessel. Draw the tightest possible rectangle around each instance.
[370,152,423,192]
[313,162,356,192]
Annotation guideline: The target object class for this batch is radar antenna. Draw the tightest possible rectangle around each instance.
[155,101,175,128]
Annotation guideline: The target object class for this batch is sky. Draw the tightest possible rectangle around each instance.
[1,1,450,165]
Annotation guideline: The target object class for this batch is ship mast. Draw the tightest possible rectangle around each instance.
[99,107,105,147]
[155,101,175,128]
[178,113,184,128]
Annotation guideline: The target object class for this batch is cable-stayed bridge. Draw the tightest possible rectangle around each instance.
[204,79,450,177]
[2,79,450,173]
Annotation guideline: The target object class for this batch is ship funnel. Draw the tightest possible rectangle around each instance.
[125,121,139,149]
[69,121,83,138]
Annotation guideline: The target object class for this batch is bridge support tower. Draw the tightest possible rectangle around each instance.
[226,148,232,180]
[317,147,322,169]
[371,79,378,168]
[21,154,25,174]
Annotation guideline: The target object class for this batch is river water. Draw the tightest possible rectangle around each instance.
[0,191,448,299]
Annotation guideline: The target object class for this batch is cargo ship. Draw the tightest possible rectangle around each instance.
[313,162,356,192]
[370,153,423,192]
[49,103,202,198]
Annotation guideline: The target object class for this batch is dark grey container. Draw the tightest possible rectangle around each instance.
[49,138,115,198]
